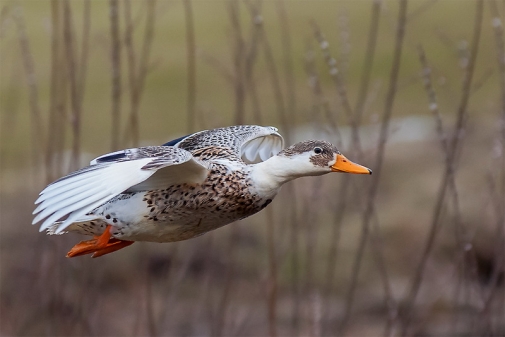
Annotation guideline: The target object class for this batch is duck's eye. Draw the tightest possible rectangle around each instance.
[313,147,323,154]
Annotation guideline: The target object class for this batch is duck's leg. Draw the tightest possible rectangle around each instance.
[66,225,134,258]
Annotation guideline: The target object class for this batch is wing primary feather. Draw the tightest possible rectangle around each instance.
[34,176,104,205]
[38,168,105,198]
[33,185,104,222]
[33,148,207,232]
[34,158,155,231]
[38,189,113,232]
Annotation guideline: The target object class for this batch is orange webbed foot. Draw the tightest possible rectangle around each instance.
[66,225,134,258]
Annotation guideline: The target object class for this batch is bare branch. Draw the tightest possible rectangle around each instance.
[339,0,409,334]
[184,0,197,133]
[109,0,121,150]
[14,5,45,173]
[62,1,81,170]
[401,0,484,334]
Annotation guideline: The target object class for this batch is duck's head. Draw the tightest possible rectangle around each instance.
[251,140,371,193]
[275,140,372,178]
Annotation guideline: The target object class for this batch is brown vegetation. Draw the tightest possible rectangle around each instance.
[0,0,504,336]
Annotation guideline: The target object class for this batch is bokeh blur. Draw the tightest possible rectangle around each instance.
[1,0,504,336]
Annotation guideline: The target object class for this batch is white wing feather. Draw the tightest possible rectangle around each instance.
[33,125,283,234]
[242,132,284,164]
[34,159,153,233]
[33,149,209,234]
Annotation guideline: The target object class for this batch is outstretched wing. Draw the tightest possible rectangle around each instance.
[164,125,285,164]
[33,146,209,234]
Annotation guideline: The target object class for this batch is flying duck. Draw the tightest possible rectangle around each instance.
[33,125,371,257]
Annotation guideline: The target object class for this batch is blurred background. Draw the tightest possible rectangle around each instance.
[1,0,504,336]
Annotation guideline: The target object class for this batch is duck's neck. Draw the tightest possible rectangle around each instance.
[249,155,302,197]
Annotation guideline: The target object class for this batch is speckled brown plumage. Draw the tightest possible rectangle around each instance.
[34,125,370,254]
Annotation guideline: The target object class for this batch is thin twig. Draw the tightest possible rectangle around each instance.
[480,2,505,331]
[266,207,278,337]
[46,0,61,183]
[122,0,156,147]
[214,227,238,337]
[201,52,235,85]
[243,0,263,125]
[304,40,340,141]
[353,0,381,156]
[184,0,197,133]
[257,17,288,138]
[62,1,81,170]
[228,1,246,125]
[276,0,296,137]
[14,4,45,175]
[401,0,484,334]
[77,0,90,104]
[109,0,121,150]
[288,184,301,334]
[324,3,382,314]
[311,21,354,124]
[339,0,409,334]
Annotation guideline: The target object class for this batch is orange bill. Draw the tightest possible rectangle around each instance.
[331,154,372,174]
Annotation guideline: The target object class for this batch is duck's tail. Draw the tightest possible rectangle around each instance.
[45,216,107,236]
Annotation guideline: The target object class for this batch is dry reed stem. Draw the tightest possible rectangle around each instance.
[311,21,354,124]
[266,206,278,337]
[480,1,505,331]
[243,1,263,125]
[312,3,398,332]
[228,1,246,125]
[201,52,235,85]
[109,0,121,151]
[122,0,156,147]
[418,45,478,334]
[130,0,155,146]
[337,8,351,78]
[402,1,484,334]
[481,175,505,332]
[144,261,157,337]
[156,245,196,332]
[288,184,301,334]
[406,0,438,22]
[257,18,288,137]
[311,4,399,333]
[276,0,297,135]
[14,5,44,175]
[123,0,136,138]
[0,53,20,159]
[196,234,215,331]
[304,43,340,140]
[323,3,382,314]
[304,179,323,337]
[184,0,197,133]
[339,0,408,334]
[53,38,68,179]
[62,1,83,171]
[46,0,62,183]
[353,0,381,152]
[356,5,400,331]
[304,44,347,333]
[213,227,238,337]
[78,1,90,104]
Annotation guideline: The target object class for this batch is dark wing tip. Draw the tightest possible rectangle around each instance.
[162,134,192,147]
[95,152,127,163]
